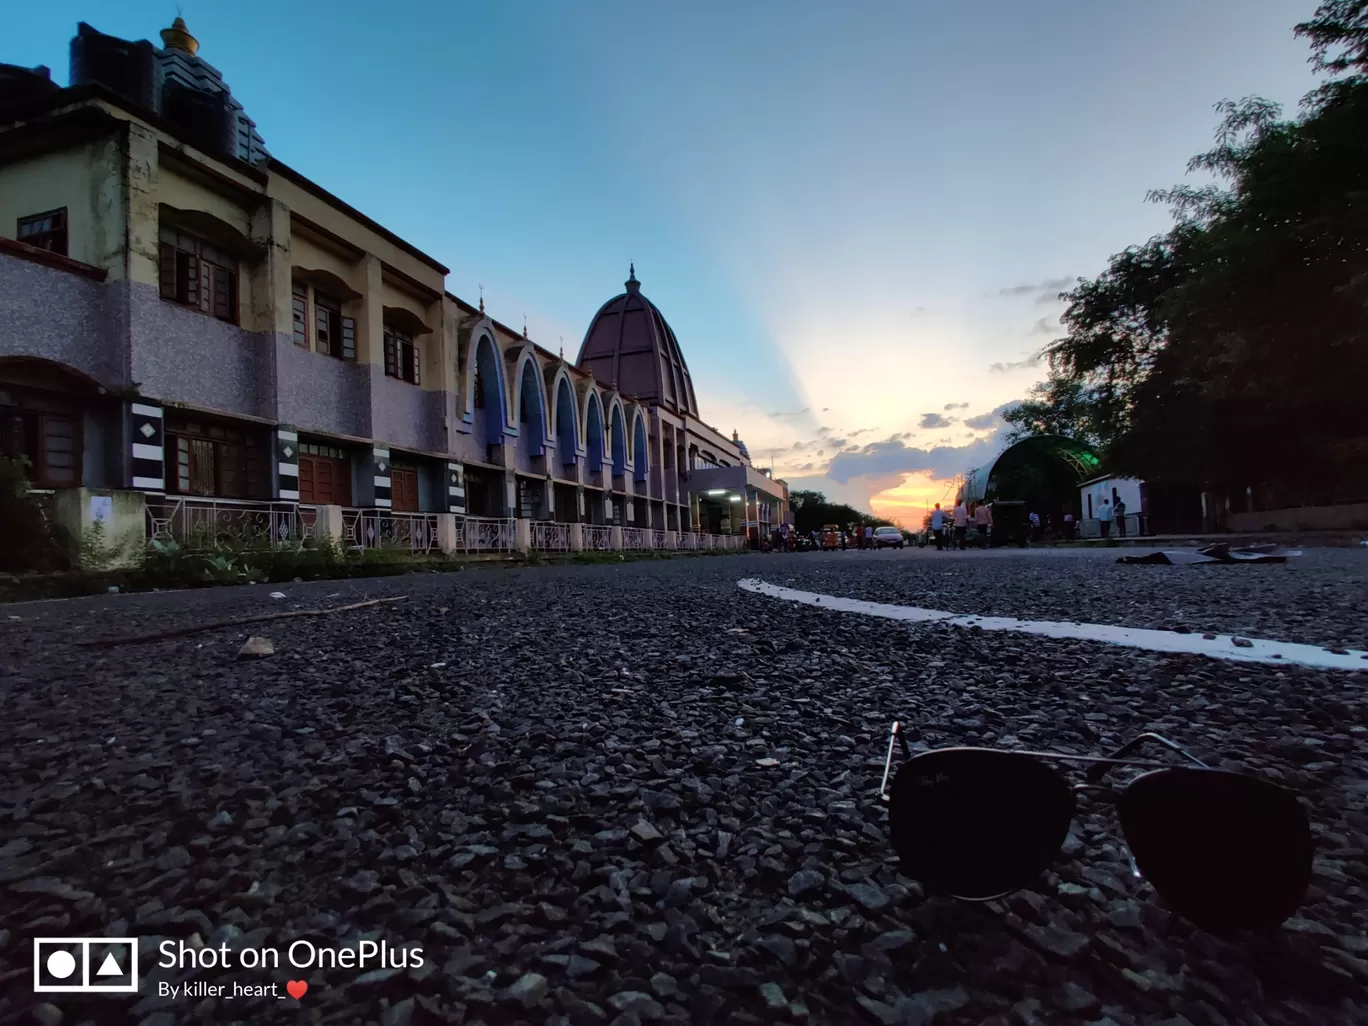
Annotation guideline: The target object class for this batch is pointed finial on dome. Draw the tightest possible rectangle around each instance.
[559,338,565,360]
[522,315,528,339]
[478,283,484,313]
[161,16,199,55]
[625,263,640,294]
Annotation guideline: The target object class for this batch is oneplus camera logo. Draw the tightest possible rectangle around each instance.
[34,938,139,993]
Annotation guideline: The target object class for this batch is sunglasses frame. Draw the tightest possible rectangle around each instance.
[878,722,1210,804]
[875,722,1315,933]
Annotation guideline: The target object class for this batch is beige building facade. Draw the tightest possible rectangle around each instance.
[0,19,788,556]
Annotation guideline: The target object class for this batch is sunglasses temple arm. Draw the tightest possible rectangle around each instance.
[879,721,910,799]
[1085,731,1209,783]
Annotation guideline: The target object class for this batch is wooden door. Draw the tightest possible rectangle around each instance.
[300,454,350,505]
[391,467,419,511]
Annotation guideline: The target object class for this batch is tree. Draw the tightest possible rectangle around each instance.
[787,489,893,535]
[1002,374,1114,451]
[1007,1,1368,504]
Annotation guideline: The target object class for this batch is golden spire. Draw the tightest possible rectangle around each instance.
[160,17,200,55]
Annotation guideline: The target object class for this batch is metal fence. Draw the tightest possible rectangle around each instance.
[461,516,515,553]
[146,497,306,549]
[583,525,613,551]
[652,529,669,549]
[342,509,440,553]
[621,526,648,550]
[530,521,571,551]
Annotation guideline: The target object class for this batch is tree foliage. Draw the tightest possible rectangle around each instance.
[788,489,894,534]
[1010,1,1368,504]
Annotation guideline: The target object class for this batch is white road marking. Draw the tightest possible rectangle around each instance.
[737,578,1368,671]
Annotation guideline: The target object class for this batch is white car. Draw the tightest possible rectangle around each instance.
[874,526,905,549]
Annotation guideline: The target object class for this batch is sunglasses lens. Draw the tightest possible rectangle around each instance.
[888,749,1074,899]
[1118,768,1314,934]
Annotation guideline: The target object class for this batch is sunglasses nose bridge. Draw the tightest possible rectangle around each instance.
[1070,783,1145,880]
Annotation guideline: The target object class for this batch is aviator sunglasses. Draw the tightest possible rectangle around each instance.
[878,723,1315,936]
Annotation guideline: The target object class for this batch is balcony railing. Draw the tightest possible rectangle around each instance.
[146,497,305,550]
[462,516,515,552]
[530,521,571,551]
[583,525,613,551]
[621,526,648,550]
[343,509,440,554]
[652,529,669,549]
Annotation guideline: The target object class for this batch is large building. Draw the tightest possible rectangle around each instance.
[0,19,788,555]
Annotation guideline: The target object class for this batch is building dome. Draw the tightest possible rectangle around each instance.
[576,265,698,417]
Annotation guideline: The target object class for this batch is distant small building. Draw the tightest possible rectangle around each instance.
[1078,475,1143,536]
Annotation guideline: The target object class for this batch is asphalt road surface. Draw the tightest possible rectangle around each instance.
[2,547,1366,1026]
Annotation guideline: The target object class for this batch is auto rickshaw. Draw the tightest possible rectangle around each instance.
[821,523,842,550]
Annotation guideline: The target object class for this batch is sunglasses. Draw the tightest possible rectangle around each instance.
[878,723,1314,936]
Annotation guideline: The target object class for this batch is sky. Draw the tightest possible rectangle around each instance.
[10,0,1327,524]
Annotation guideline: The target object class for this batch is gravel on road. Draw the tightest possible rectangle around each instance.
[2,548,1366,1026]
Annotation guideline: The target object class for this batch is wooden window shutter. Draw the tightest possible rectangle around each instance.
[384,332,398,376]
[315,303,332,356]
[175,436,191,492]
[410,341,420,386]
[210,264,234,321]
[341,317,356,360]
[292,286,309,347]
[175,251,199,308]
[159,242,177,299]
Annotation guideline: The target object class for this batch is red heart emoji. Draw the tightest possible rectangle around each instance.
[287,980,308,1000]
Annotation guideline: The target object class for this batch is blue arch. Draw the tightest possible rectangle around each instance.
[632,413,649,482]
[610,401,627,477]
[585,393,605,472]
[555,377,578,467]
[473,334,506,444]
[516,356,547,456]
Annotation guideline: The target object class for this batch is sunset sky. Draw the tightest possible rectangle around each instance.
[15,0,1326,524]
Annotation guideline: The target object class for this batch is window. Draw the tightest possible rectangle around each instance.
[473,366,484,409]
[384,327,420,385]
[167,420,266,498]
[158,228,237,323]
[0,400,80,489]
[292,285,308,347]
[18,209,68,256]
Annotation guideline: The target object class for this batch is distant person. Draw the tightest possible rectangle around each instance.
[1029,510,1041,542]
[953,500,969,550]
[974,501,993,543]
[864,524,874,550]
[1063,511,1075,539]
[1098,498,1113,539]
[1113,496,1127,538]
[930,503,946,550]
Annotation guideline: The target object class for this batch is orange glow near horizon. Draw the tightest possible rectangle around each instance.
[869,471,960,525]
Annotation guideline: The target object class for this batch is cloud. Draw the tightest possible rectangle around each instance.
[909,306,930,317]
[919,412,954,429]
[766,407,810,420]
[1029,318,1058,336]
[826,427,1010,485]
[964,402,1019,431]
[943,402,969,411]
[992,276,1075,302]
[989,352,1045,373]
